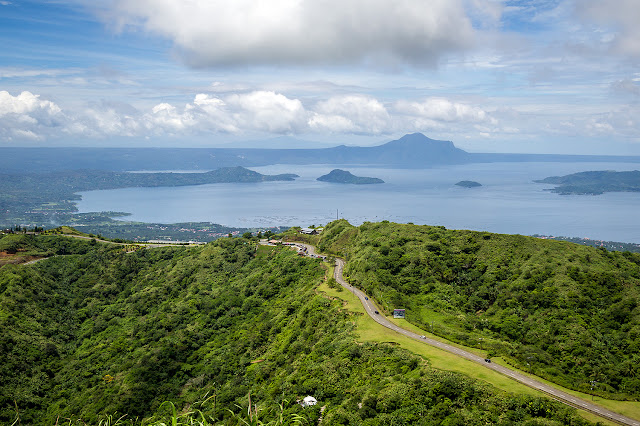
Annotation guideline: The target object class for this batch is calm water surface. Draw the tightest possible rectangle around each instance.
[77,162,640,243]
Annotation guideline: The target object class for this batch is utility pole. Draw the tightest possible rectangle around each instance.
[336,209,338,220]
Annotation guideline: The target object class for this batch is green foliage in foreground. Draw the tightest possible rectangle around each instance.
[0,235,591,424]
[317,220,640,400]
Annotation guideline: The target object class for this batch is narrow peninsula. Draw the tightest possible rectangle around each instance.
[317,169,384,184]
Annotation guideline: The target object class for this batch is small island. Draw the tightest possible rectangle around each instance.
[455,180,482,188]
[316,169,384,184]
[535,170,640,195]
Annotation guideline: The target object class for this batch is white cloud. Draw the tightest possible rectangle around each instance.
[582,107,640,139]
[575,0,640,58]
[610,79,640,97]
[192,94,238,133]
[144,102,197,134]
[585,119,614,134]
[82,106,141,137]
[0,67,78,79]
[139,91,308,136]
[225,91,307,133]
[101,0,480,68]
[308,114,357,134]
[0,91,64,141]
[0,91,61,116]
[3,87,640,148]
[310,95,392,134]
[12,129,40,140]
[395,98,494,124]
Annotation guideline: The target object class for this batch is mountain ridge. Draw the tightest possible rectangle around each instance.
[2,133,640,173]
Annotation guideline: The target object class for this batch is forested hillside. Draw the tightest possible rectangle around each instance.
[0,233,591,424]
[316,220,640,400]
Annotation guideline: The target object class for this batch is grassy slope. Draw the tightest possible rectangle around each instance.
[315,220,640,401]
[1,235,593,425]
[317,278,639,425]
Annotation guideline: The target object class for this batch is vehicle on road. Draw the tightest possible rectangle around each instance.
[485,358,491,363]
[420,335,426,339]
[365,297,368,300]
[374,310,379,314]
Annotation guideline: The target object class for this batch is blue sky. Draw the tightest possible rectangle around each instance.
[1,0,640,153]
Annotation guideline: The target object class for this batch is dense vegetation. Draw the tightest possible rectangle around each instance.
[0,231,101,266]
[536,170,640,194]
[1,233,591,424]
[62,219,274,243]
[532,234,640,253]
[0,166,296,229]
[316,169,384,184]
[316,220,640,399]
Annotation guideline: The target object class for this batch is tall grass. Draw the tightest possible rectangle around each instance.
[41,394,311,426]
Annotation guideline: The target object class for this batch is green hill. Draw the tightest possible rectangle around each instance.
[0,233,591,424]
[316,220,640,400]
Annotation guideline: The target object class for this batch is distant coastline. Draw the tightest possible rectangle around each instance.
[535,170,640,195]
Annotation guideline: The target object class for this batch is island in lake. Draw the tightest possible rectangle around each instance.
[317,169,384,184]
[455,180,482,188]
[535,170,640,195]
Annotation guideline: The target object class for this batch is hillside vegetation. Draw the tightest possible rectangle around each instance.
[316,220,640,400]
[0,231,100,266]
[0,233,591,424]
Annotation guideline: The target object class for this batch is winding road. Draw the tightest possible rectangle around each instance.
[334,258,640,425]
[264,239,640,425]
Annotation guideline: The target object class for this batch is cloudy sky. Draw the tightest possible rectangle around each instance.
[1,0,640,153]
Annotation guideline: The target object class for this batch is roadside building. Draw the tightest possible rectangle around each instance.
[300,227,319,235]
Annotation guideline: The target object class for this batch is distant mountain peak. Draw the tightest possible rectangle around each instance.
[363,133,467,166]
[389,132,451,146]
[399,132,435,141]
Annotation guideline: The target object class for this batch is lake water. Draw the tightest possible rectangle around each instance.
[77,162,640,243]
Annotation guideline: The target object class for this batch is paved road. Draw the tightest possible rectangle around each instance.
[331,257,640,426]
[257,240,640,424]
[56,234,193,248]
